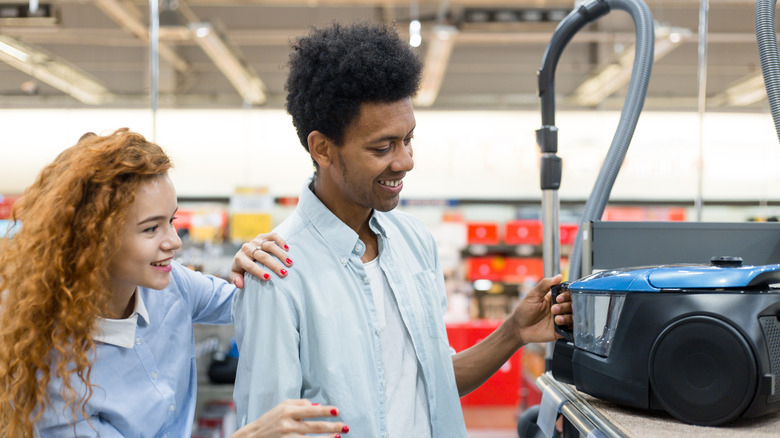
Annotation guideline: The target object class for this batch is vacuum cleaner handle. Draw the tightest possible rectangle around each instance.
[551,282,574,342]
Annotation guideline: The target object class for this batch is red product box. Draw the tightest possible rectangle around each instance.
[504,220,542,245]
[466,257,505,281]
[502,258,544,283]
[447,320,523,406]
[559,223,579,245]
[467,222,500,245]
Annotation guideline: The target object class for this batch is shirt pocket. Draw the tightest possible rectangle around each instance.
[414,269,445,338]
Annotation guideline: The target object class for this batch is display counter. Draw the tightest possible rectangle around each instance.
[536,372,780,437]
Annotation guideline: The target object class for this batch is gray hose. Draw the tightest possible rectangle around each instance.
[568,0,655,280]
[756,0,780,143]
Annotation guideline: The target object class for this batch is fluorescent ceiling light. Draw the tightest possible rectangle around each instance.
[414,25,457,107]
[570,26,691,107]
[0,35,112,105]
[710,73,765,107]
[189,22,267,105]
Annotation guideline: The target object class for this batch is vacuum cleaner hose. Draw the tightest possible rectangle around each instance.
[568,0,655,280]
[756,0,780,143]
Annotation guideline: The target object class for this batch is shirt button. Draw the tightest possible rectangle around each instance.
[151,372,158,379]
[168,404,175,412]
[355,243,363,252]
[375,329,381,336]
[135,338,141,345]
[363,277,370,284]
[340,257,347,264]
[381,379,387,388]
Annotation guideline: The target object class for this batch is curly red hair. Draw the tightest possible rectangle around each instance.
[0,128,172,436]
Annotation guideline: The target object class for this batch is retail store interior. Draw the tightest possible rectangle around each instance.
[3,0,780,436]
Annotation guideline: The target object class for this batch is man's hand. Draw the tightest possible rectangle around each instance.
[509,274,567,345]
[230,233,293,288]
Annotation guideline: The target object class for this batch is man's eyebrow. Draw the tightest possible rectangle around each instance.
[369,126,416,144]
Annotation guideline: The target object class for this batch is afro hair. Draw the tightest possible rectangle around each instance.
[285,21,423,153]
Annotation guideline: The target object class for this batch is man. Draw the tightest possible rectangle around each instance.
[233,22,571,437]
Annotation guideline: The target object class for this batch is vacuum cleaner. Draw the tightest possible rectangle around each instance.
[550,256,780,425]
[531,0,780,428]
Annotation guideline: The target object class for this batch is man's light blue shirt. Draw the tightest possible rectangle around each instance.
[35,261,235,437]
[233,177,467,437]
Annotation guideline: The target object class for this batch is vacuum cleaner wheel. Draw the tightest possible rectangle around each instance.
[649,316,757,426]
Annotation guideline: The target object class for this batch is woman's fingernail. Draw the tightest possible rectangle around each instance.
[312,403,320,406]
[342,425,349,433]
[286,258,293,265]
[335,434,341,438]
[284,244,289,250]
[330,408,338,416]
[263,273,270,280]
[280,269,288,276]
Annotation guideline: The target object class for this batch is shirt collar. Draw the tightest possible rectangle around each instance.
[93,289,150,349]
[297,175,390,261]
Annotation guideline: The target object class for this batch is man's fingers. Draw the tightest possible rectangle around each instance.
[555,314,573,326]
[552,302,572,315]
[528,274,563,299]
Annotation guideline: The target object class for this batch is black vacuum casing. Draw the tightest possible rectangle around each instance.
[552,262,780,426]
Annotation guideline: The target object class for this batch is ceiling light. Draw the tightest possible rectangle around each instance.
[710,73,765,107]
[570,25,691,107]
[409,19,422,47]
[414,25,457,107]
[189,22,267,105]
[0,35,112,104]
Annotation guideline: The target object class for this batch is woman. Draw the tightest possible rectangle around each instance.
[0,129,347,437]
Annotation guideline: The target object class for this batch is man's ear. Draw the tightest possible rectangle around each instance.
[308,131,334,168]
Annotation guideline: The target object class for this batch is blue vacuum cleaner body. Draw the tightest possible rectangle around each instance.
[551,257,780,425]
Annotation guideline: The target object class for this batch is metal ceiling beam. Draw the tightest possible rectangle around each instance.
[95,0,191,72]
[414,25,456,107]
[569,26,692,107]
[0,34,114,104]
[710,72,766,107]
[189,22,267,104]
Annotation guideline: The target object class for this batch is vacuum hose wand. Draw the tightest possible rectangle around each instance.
[756,0,780,143]
[536,0,655,281]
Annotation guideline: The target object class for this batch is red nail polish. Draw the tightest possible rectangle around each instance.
[286,258,293,265]
[330,408,338,416]
[263,273,270,280]
[342,425,349,433]
[280,269,288,276]
[335,435,341,438]
[284,244,289,250]
[312,403,320,406]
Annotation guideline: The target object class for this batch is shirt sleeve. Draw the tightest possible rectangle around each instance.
[171,262,235,325]
[232,272,302,426]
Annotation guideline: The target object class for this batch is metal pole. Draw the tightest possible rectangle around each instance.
[694,0,709,221]
[542,189,561,278]
[149,0,160,142]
